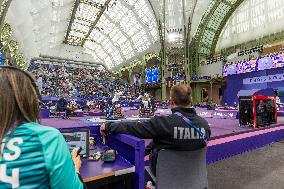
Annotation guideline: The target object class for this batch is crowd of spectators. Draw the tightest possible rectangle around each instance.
[28,63,134,99]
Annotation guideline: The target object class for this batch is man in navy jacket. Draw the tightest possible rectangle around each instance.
[100,84,211,175]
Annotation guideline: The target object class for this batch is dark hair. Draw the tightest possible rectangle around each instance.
[0,67,40,143]
[170,84,192,107]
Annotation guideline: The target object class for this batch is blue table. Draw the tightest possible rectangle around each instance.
[59,124,145,189]
[81,155,135,188]
[40,109,50,118]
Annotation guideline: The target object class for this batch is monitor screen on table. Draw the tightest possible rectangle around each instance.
[61,129,89,156]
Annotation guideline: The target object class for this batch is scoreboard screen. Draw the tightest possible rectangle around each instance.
[145,66,159,84]
[223,52,284,76]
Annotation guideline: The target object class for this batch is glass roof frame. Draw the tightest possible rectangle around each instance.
[193,0,245,57]
[64,0,159,69]
[0,0,12,27]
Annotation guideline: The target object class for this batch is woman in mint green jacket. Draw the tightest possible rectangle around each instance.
[0,66,84,189]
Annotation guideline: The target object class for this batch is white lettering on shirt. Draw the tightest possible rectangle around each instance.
[174,127,206,140]
[0,137,23,188]
[184,128,191,139]
[174,127,177,139]
[0,139,6,161]
[178,127,184,139]
[3,138,23,161]
[0,164,19,189]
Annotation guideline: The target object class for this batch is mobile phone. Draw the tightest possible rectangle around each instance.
[71,146,82,156]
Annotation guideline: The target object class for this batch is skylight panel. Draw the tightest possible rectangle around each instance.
[72,22,89,34]
[135,1,155,29]
[67,37,81,45]
[119,13,138,34]
[200,47,210,54]
[95,46,108,60]
[74,17,92,26]
[226,0,238,4]
[107,1,127,22]
[134,0,146,10]
[69,30,85,38]
[124,0,136,6]
[150,30,158,41]
[207,3,231,30]
[90,31,104,43]
[84,44,93,53]
[97,15,115,34]
[103,40,112,50]
[100,38,108,47]
[109,28,127,45]
[65,0,159,68]
[132,30,149,52]
[105,56,114,67]
[110,49,123,64]
[90,52,101,62]
[202,30,215,45]
[120,41,134,59]
[76,3,99,22]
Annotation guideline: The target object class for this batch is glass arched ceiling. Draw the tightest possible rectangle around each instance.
[150,0,212,48]
[5,0,242,69]
[193,0,244,56]
[6,0,75,61]
[6,0,158,69]
[216,0,284,51]
[65,0,159,69]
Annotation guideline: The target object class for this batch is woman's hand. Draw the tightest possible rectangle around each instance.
[100,123,106,136]
[72,154,82,174]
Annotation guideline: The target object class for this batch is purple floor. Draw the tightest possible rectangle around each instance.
[41,108,284,138]
[206,118,247,137]
[42,117,249,137]
[41,116,96,129]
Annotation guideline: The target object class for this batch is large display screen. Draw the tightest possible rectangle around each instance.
[0,52,2,65]
[145,66,159,84]
[223,52,284,76]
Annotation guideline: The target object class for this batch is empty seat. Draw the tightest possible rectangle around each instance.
[146,147,208,189]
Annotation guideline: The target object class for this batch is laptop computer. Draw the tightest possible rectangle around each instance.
[61,129,90,157]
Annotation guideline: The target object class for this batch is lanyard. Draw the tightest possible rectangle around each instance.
[174,112,207,142]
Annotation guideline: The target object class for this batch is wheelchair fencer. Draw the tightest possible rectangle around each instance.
[139,100,154,117]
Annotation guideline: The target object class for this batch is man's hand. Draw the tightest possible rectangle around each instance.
[72,153,81,174]
[100,123,106,136]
